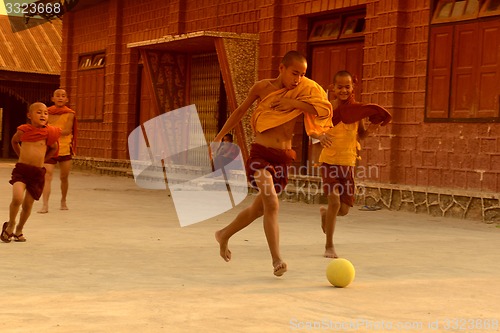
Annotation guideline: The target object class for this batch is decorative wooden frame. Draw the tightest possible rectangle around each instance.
[479,0,500,17]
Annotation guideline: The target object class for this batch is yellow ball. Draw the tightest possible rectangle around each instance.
[326,258,355,287]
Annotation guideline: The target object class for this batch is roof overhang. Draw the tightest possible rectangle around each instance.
[127,31,258,54]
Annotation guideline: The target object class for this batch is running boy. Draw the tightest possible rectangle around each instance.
[1,102,61,243]
[314,70,390,258]
[38,88,76,213]
[214,51,332,276]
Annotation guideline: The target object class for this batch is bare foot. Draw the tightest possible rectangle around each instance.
[215,230,231,262]
[37,206,49,214]
[324,246,338,259]
[273,260,287,277]
[60,201,69,210]
[320,206,327,234]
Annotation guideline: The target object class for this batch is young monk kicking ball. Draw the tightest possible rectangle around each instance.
[1,102,61,243]
[214,51,332,276]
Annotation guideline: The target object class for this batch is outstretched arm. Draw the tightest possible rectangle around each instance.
[358,120,380,139]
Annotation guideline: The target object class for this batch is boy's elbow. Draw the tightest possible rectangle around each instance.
[316,107,331,119]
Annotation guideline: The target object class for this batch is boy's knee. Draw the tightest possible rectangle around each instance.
[262,195,279,212]
[327,194,341,208]
[337,206,350,216]
[11,198,22,207]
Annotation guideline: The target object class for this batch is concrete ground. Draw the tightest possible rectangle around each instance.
[0,160,499,333]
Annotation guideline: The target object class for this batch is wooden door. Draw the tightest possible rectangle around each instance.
[298,41,364,173]
[138,64,156,125]
[311,42,364,99]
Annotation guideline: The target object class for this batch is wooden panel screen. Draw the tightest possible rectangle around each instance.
[477,20,500,118]
[428,2,500,121]
[76,52,105,121]
[76,69,104,121]
[451,23,477,118]
[426,25,453,119]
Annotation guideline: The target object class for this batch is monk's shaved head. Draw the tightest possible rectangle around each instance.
[29,102,47,113]
[53,88,67,97]
[281,51,307,68]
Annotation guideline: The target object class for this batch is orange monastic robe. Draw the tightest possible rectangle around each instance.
[251,77,332,136]
[47,105,77,156]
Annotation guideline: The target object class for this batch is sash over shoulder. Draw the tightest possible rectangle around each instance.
[251,77,332,136]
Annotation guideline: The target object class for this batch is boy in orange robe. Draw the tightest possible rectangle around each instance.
[214,51,332,277]
[1,102,61,243]
[38,89,77,213]
[311,70,391,258]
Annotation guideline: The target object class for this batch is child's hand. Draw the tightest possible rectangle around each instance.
[367,122,380,132]
[270,98,296,112]
[318,133,333,148]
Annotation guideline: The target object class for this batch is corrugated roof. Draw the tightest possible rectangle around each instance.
[0,15,62,75]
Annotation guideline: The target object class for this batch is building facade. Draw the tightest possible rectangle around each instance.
[0,16,62,158]
[59,0,500,220]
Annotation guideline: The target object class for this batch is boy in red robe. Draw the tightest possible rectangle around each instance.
[1,102,61,243]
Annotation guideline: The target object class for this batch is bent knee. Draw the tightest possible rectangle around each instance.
[327,193,341,208]
[262,196,279,212]
[337,201,352,216]
[337,207,350,216]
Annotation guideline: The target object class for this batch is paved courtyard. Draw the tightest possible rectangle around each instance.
[0,160,499,333]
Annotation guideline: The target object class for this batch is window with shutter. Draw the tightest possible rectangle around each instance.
[426,0,500,122]
[76,52,106,121]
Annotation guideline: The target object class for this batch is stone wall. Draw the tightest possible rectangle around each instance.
[357,181,500,223]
